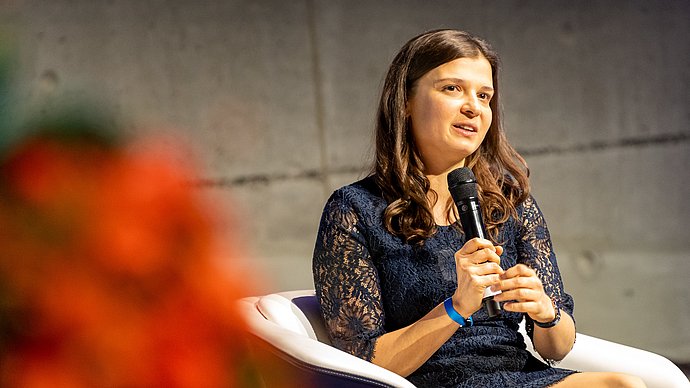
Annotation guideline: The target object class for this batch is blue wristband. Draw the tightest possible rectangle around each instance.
[443,297,473,327]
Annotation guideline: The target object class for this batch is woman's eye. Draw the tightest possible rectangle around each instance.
[478,92,492,101]
[443,85,460,92]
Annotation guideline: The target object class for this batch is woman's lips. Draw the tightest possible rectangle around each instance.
[453,123,477,135]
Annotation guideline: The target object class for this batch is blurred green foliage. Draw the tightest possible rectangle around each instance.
[0,33,123,158]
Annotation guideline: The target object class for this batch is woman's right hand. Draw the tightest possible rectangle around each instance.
[452,238,504,318]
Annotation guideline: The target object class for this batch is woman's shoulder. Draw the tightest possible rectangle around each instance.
[330,175,383,204]
[324,176,386,219]
[515,192,539,216]
[512,191,552,232]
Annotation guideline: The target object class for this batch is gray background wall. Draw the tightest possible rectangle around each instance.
[3,0,689,364]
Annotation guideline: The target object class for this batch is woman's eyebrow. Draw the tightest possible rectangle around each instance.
[433,77,494,92]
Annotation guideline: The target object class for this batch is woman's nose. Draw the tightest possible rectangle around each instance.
[461,96,480,118]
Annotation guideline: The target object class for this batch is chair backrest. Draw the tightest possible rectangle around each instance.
[290,294,333,345]
[255,290,332,345]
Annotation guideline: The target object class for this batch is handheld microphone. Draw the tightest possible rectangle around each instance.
[447,167,502,318]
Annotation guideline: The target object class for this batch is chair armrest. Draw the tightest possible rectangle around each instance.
[238,297,417,388]
[519,319,689,388]
[560,333,690,388]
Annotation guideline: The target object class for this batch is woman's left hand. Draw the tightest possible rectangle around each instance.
[492,264,556,323]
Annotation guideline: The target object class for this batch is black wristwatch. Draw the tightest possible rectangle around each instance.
[534,299,561,329]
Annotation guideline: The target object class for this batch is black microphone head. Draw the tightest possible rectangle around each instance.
[447,167,478,201]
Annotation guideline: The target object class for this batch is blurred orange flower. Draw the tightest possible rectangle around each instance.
[0,131,259,387]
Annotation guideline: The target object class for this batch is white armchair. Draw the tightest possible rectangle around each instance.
[238,289,689,388]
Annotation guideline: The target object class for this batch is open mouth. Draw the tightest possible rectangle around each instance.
[453,124,477,133]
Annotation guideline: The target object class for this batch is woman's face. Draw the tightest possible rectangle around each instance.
[407,55,494,174]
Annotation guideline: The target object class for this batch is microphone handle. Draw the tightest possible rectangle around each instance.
[457,198,502,318]
[457,198,486,240]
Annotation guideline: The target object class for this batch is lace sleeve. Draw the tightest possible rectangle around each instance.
[516,195,575,340]
[312,190,386,361]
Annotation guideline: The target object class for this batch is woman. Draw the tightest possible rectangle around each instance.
[312,29,644,387]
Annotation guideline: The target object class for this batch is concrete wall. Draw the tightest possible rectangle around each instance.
[4,0,689,362]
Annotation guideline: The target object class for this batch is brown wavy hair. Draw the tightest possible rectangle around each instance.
[373,29,530,244]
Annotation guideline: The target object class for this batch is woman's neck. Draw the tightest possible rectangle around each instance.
[426,172,456,226]
[421,158,466,226]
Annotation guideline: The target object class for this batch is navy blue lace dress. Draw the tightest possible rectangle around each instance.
[312,177,578,387]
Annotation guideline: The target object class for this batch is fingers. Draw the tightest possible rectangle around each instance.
[458,237,496,255]
[493,284,542,303]
[492,264,544,302]
[472,262,503,277]
[502,298,557,323]
[494,265,541,294]
[452,238,505,315]
[469,248,502,265]
[493,264,556,321]
[477,273,502,288]
[456,260,503,285]
[456,238,503,265]
[495,273,541,292]
[501,301,541,314]
[456,252,504,281]
[455,239,504,286]
[500,263,536,279]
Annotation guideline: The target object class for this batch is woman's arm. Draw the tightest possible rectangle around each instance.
[532,309,576,361]
[372,238,504,376]
[371,302,462,377]
[502,194,576,362]
[493,263,576,361]
[312,191,385,361]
